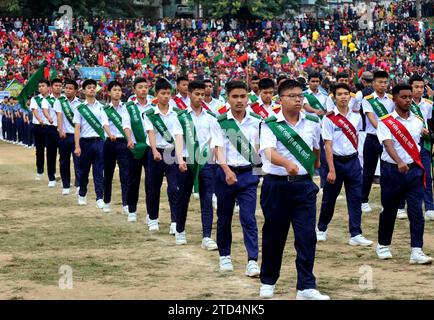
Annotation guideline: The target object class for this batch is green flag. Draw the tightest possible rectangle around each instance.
[213,53,223,63]
[17,63,46,111]
[281,55,290,65]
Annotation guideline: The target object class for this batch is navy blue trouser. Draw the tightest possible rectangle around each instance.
[103,138,130,206]
[127,148,148,214]
[45,125,58,181]
[362,134,383,203]
[9,119,16,142]
[318,154,363,237]
[319,137,328,188]
[260,175,318,290]
[176,163,214,237]
[28,123,35,146]
[215,167,259,261]
[1,117,6,139]
[78,138,104,200]
[145,148,178,222]
[22,122,28,145]
[16,117,24,143]
[398,144,434,211]
[59,133,81,189]
[379,161,425,248]
[34,124,46,175]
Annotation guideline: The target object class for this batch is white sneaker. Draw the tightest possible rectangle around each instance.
[122,205,129,215]
[349,234,373,246]
[296,289,330,300]
[201,237,218,251]
[410,248,434,265]
[78,196,87,206]
[424,210,434,221]
[219,256,234,272]
[35,173,43,181]
[75,186,80,195]
[376,244,393,260]
[259,284,275,299]
[212,194,218,210]
[316,229,327,242]
[361,202,372,213]
[62,188,70,195]
[48,180,56,188]
[148,218,159,231]
[175,231,187,245]
[96,199,105,209]
[397,208,408,220]
[169,222,176,235]
[128,212,137,222]
[245,260,260,277]
[103,203,111,213]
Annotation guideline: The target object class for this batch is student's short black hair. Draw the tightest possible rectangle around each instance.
[308,72,322,81]
[226,81,248,95]
[188,80,206,92]
[409,74,425,85]
[251,75,260,82]
[133,77,147,89]
[258,78,275,91]
[155,78,173,93]
[176,76,189,85]
[203,79,213,86]
[82,79,97,89]
[64,78,78,90]
[38,79,50,86]
[332,83,351,96]
[392,84,412,96]
[51,78,62,85]
[276,75,288,84]
[108,81,122,92]
[373,70,389,80]
[278,80,304,96]
[336,72,349,81]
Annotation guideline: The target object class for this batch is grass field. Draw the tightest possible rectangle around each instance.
[0,141,434,300]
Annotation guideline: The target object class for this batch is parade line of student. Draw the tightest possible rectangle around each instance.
[8,72,434,300]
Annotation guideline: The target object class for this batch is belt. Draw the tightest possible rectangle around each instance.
[381,160,419,169]
[107,138,126,143]
[265,174,311,182]
[80,137,102,142]
[334,152,358,162]
[66,133,74,136]
[228,165,253,174]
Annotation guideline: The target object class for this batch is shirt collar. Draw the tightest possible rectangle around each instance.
[154,104,174,115]
[372,91,389,100]
[187,105,207,116]
[333,106,353,117]
[85,99,99,107]
[227,109,252,123]
[391,110,414,121]
[275,110,306,123]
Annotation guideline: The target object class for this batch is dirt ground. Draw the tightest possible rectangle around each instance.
[0,141,433,300]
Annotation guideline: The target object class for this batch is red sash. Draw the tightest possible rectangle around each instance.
[327,113,358,150]
[382,115,426,187]
[174,97,188,110]
[251,103,281,119]
[200,101,211,112]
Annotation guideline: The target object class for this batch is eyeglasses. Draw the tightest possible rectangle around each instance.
[280,94,304,100]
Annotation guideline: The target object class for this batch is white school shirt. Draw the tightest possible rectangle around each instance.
[412,98,433,126]
[54,96,81,134]
[42,94,61,127]
[322,107,362,156]
[101,102,127,138]
[377,110,423,164]
[122,99,153,144]
[211,109,261,167]
[250,97,281,117]
[169,93,191,110]
[362,91,395,135]
[73,99,105,138]
[303,88,335,116]
[260,111,321,176]
[30,94,49,125]
[143,104,183,149]
[203,97,223,114]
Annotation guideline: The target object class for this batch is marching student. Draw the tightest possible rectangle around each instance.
[170,76,190,110]
[258,79,329,300]
[175,80,218,250]
[361,70,395,213]
[30,79,50,181]
[397,74,434,220]
[375,84,433,265]
[316,83,373,246]
[123,77,154,223]
[203,79,223,114]
[101,81,130,214]
[211,80,262,277]
[54,79,81,195]
[42,78,62,187]
[248,75,260,104]
[73,79,105,209]
[249,78,281,119]
[144,78,183,233]
[333,73,359,111]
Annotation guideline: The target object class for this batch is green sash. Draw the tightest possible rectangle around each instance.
[410,101,431,151]
[125,101,148,160]
[366,97,389,119]
[176,109,210,193]
[103,104,127,139]
[58,96,75,127]
[34,96,43,109]
[77,103,105,140]
[46,96,56,107]
[217,113,260,165]
[303,92,326,115]
[264,115,316,177]
[145,108,174,144]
